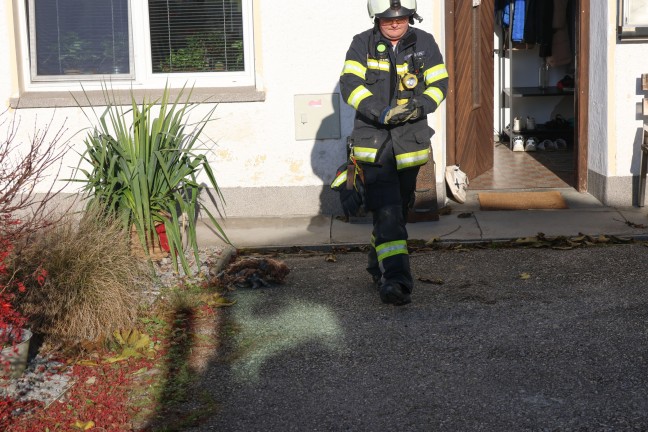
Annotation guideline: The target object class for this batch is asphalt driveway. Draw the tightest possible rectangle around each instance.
[188,244,648,431]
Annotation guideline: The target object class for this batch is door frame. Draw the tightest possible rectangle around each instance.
[444,0,458,167]
[444,0,590,192]
[575,0,589,192]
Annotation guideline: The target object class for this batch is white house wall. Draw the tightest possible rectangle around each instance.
[0,0,446,218]
[1,1,15,101]
[587,1,611,178]
[588,1,648,207]
[611,19,648,207]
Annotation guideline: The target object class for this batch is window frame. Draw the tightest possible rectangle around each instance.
[18,0,256,92]
[618,0,648,41]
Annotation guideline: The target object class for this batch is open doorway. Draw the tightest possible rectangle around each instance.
[444,0,589,192]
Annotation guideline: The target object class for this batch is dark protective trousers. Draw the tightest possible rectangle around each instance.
[363,139,420,292]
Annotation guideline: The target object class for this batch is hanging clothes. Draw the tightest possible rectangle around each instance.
[523,0,554,57]
[567,0,577,61]
[500,0,527,42]
[511,0,527,42]
[548,0,572,67]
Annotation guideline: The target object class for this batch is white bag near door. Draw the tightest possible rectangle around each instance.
[445,165,469,204]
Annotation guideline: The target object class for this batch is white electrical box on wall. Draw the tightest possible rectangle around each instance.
[294,94,341,141]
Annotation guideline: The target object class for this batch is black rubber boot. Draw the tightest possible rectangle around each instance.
[367,245,382,287]
[379,281,411,306]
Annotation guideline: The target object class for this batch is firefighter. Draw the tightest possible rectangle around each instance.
[339,0,448,305]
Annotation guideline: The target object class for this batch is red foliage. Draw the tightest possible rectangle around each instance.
[1,232,29,367]
[1,298,220,430]
[2,354,160,431]
[0,227,47,356]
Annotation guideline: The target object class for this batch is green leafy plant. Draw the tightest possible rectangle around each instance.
[58,32,100,73]
[159,42,210,73]
[99,38,129,74]
[72,84,228,275]
[158,30,244,72]
[105,328,156,363]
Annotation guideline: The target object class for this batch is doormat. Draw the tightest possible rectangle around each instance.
[478,191,568,210]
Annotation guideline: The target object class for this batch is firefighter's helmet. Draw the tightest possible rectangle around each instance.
[367,0,421,22]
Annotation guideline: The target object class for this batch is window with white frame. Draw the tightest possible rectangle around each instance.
[618,0,648,40]
[27,0,253,87]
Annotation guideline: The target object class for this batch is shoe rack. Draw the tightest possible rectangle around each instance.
[498,0,575,150]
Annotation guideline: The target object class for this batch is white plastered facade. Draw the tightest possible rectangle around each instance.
[0,1,646,217]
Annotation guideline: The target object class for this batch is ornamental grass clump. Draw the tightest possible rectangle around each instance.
[72,84,228,275]
[14,206,151,344]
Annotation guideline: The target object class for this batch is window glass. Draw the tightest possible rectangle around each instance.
[619,0,648,40]
[626,0,648,26]
[25,0,252,87]
[32,0,130,77]
[148,0,244,73]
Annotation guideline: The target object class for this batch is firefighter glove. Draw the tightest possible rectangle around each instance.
[379,101,421,125]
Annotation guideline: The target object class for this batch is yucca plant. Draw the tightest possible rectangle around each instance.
[72,84,228,275]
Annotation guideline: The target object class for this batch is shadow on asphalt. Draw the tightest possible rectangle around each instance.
[175,244,648,431]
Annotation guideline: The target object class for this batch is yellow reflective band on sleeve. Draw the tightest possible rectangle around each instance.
[367,59,390,72]
[376,240,408,262]
[424,87,445,105]
[353,146,378,163]
[424,64,449,85]
[371,234,376,247]
[330,170,348,189]
[341,60,367,79]
[348,86,373,110]
[396,149,430,170]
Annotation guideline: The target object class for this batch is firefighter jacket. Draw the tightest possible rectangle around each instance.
[339,26,449,170]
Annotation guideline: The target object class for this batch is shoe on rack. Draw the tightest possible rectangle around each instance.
[512,135,525,152]
[541,139,554,151]
[526,116,536,131]
[536,139,546,151]
[545,114,569,130]
[379,281,411,306]
[524,137,537,152]
[555,138,567,150]
[557,75,575,91]
[513,116,524,133]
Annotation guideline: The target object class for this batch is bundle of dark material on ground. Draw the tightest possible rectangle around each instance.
[217,257,290,289]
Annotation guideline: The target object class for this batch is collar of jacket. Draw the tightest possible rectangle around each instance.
[372,27,417,55]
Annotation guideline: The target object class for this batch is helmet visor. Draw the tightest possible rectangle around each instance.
[375,6,415,19]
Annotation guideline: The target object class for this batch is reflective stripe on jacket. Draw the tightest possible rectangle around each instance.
[339,26,449,170]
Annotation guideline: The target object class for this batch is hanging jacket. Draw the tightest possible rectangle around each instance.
[339,26,448,171]
[511,0,526,42]
[524,0,554,57]
[547,0,572,67]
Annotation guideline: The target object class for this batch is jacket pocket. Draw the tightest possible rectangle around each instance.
[351,130,384,148]
[351,129,387,164]
[414,126,435,146]
[365,69,382,85]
